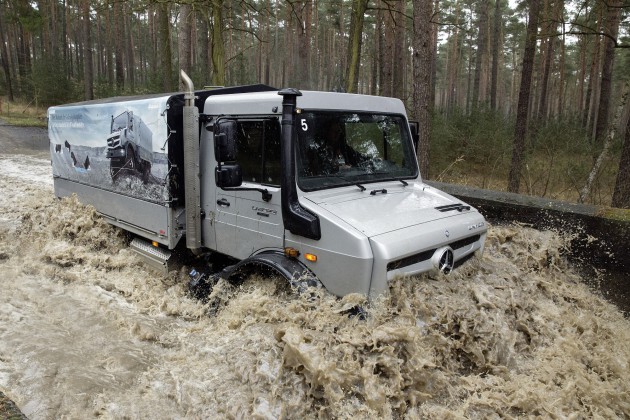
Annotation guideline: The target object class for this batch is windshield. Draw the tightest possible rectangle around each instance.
[296,111,418,191]
[111,112,129,132]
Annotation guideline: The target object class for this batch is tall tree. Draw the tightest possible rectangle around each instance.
[490,0,502,111]
[211,0,225,86]
[507,0,541,193]
[612,96,630,208]
[471,0,489,110]
[157,2,173,91]
[80,0,93,100]
[392,0,405,101]
[113,0,124,90]
[296,0,313,89]
[0,10,14,101]
[413,0,432,177]
[593,0,622,143]
[345,0,368,93]
[538,0,563,121]
[379,0,394,97]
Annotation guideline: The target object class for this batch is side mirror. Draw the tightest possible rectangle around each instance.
[215,164,242,188]
[409,121,419,151]
[214,119,237,162]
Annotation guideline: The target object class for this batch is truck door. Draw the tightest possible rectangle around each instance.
[204,118,284,260]
[232,119,284,259]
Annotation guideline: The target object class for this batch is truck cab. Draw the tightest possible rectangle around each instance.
[199,89,486,297]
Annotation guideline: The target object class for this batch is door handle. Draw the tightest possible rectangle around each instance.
[217,198,230,207]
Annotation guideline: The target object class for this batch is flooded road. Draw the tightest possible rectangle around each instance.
[1,149,629,418]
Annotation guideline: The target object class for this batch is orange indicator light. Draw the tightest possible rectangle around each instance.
[284,247,300,258]
[305,253,317,262]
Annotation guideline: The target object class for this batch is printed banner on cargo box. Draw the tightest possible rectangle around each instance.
[48,96,171,203]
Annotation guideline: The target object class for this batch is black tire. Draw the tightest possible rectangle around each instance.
[125,146,136,172]
[141,160,152,183]
[110,157,123,180]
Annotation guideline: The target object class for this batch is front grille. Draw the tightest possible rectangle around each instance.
[387,249,435,271]
[450,234,480,250]
[386,234,481,272]
[107,135,120,148]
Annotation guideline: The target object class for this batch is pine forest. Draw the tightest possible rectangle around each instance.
[0,0,629,207]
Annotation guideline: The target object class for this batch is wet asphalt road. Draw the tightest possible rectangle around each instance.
[0,119,49,156]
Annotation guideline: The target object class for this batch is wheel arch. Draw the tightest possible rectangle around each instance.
[222,251,323,292]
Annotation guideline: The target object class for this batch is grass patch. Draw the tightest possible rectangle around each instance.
[430,109,622,206]
[0,97,47,128]
[597,207,630,222]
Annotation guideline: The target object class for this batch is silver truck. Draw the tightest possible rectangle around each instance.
[106,110,153,181]
[48,71,487,298]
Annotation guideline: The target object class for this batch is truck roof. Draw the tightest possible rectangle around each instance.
[203,90,407,116]
[51,84,277,108]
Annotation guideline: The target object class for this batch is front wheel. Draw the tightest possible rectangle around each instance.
[110,158,123,180]
[125,146,136,171]
[141,160,152,183]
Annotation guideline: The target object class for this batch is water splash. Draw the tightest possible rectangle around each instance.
[0,157,629,419]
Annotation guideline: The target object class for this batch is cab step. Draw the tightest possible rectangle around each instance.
[129,237,178,275]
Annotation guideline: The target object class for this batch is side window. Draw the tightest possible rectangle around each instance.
[235,119,281,186]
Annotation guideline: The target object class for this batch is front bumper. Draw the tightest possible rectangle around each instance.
[368,212,487,297]
[106,148,126,159]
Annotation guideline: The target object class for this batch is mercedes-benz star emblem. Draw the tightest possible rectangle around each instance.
[439,249,454,274]
[445,230,450,238]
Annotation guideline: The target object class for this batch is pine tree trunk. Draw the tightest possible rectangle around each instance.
[125,4,135,92]
[508,0,541,193]
[585,7,604,131]
[0,11,14,101]
[158,2,173,91]
[430,0,440,109]
[211,0,225,86]
[490,0,501,111]
[413,0,432,178]
[612,92,630,208]
[537,36,554,121]
[297,0,312,89]
[594,0,621,144]
[472,0,488,110]
[345,0,368,93]
[392,0,405,100]
[113,0,124,90]
[81,0,93,100]
[106,3,114,88]
[380,1,393,97]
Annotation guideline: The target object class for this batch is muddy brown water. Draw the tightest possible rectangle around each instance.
[0,129,629,418]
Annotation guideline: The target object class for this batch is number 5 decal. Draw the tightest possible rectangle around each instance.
[301,119,308,131]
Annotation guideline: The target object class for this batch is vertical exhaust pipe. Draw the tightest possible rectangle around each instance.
[181,70,202,253]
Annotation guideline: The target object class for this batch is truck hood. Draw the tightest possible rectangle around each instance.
[305,183,474,237]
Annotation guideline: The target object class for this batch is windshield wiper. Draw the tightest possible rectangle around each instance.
[333,174,366,192]
[305,173,366,192]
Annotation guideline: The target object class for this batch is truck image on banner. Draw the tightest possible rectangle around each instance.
[49,95,170,203]
[48,72,487,299]
[107,110,154,182]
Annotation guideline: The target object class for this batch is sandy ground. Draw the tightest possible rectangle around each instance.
[1,121,629,419]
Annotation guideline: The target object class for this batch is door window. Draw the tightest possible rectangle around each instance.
[235,119,281,186]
